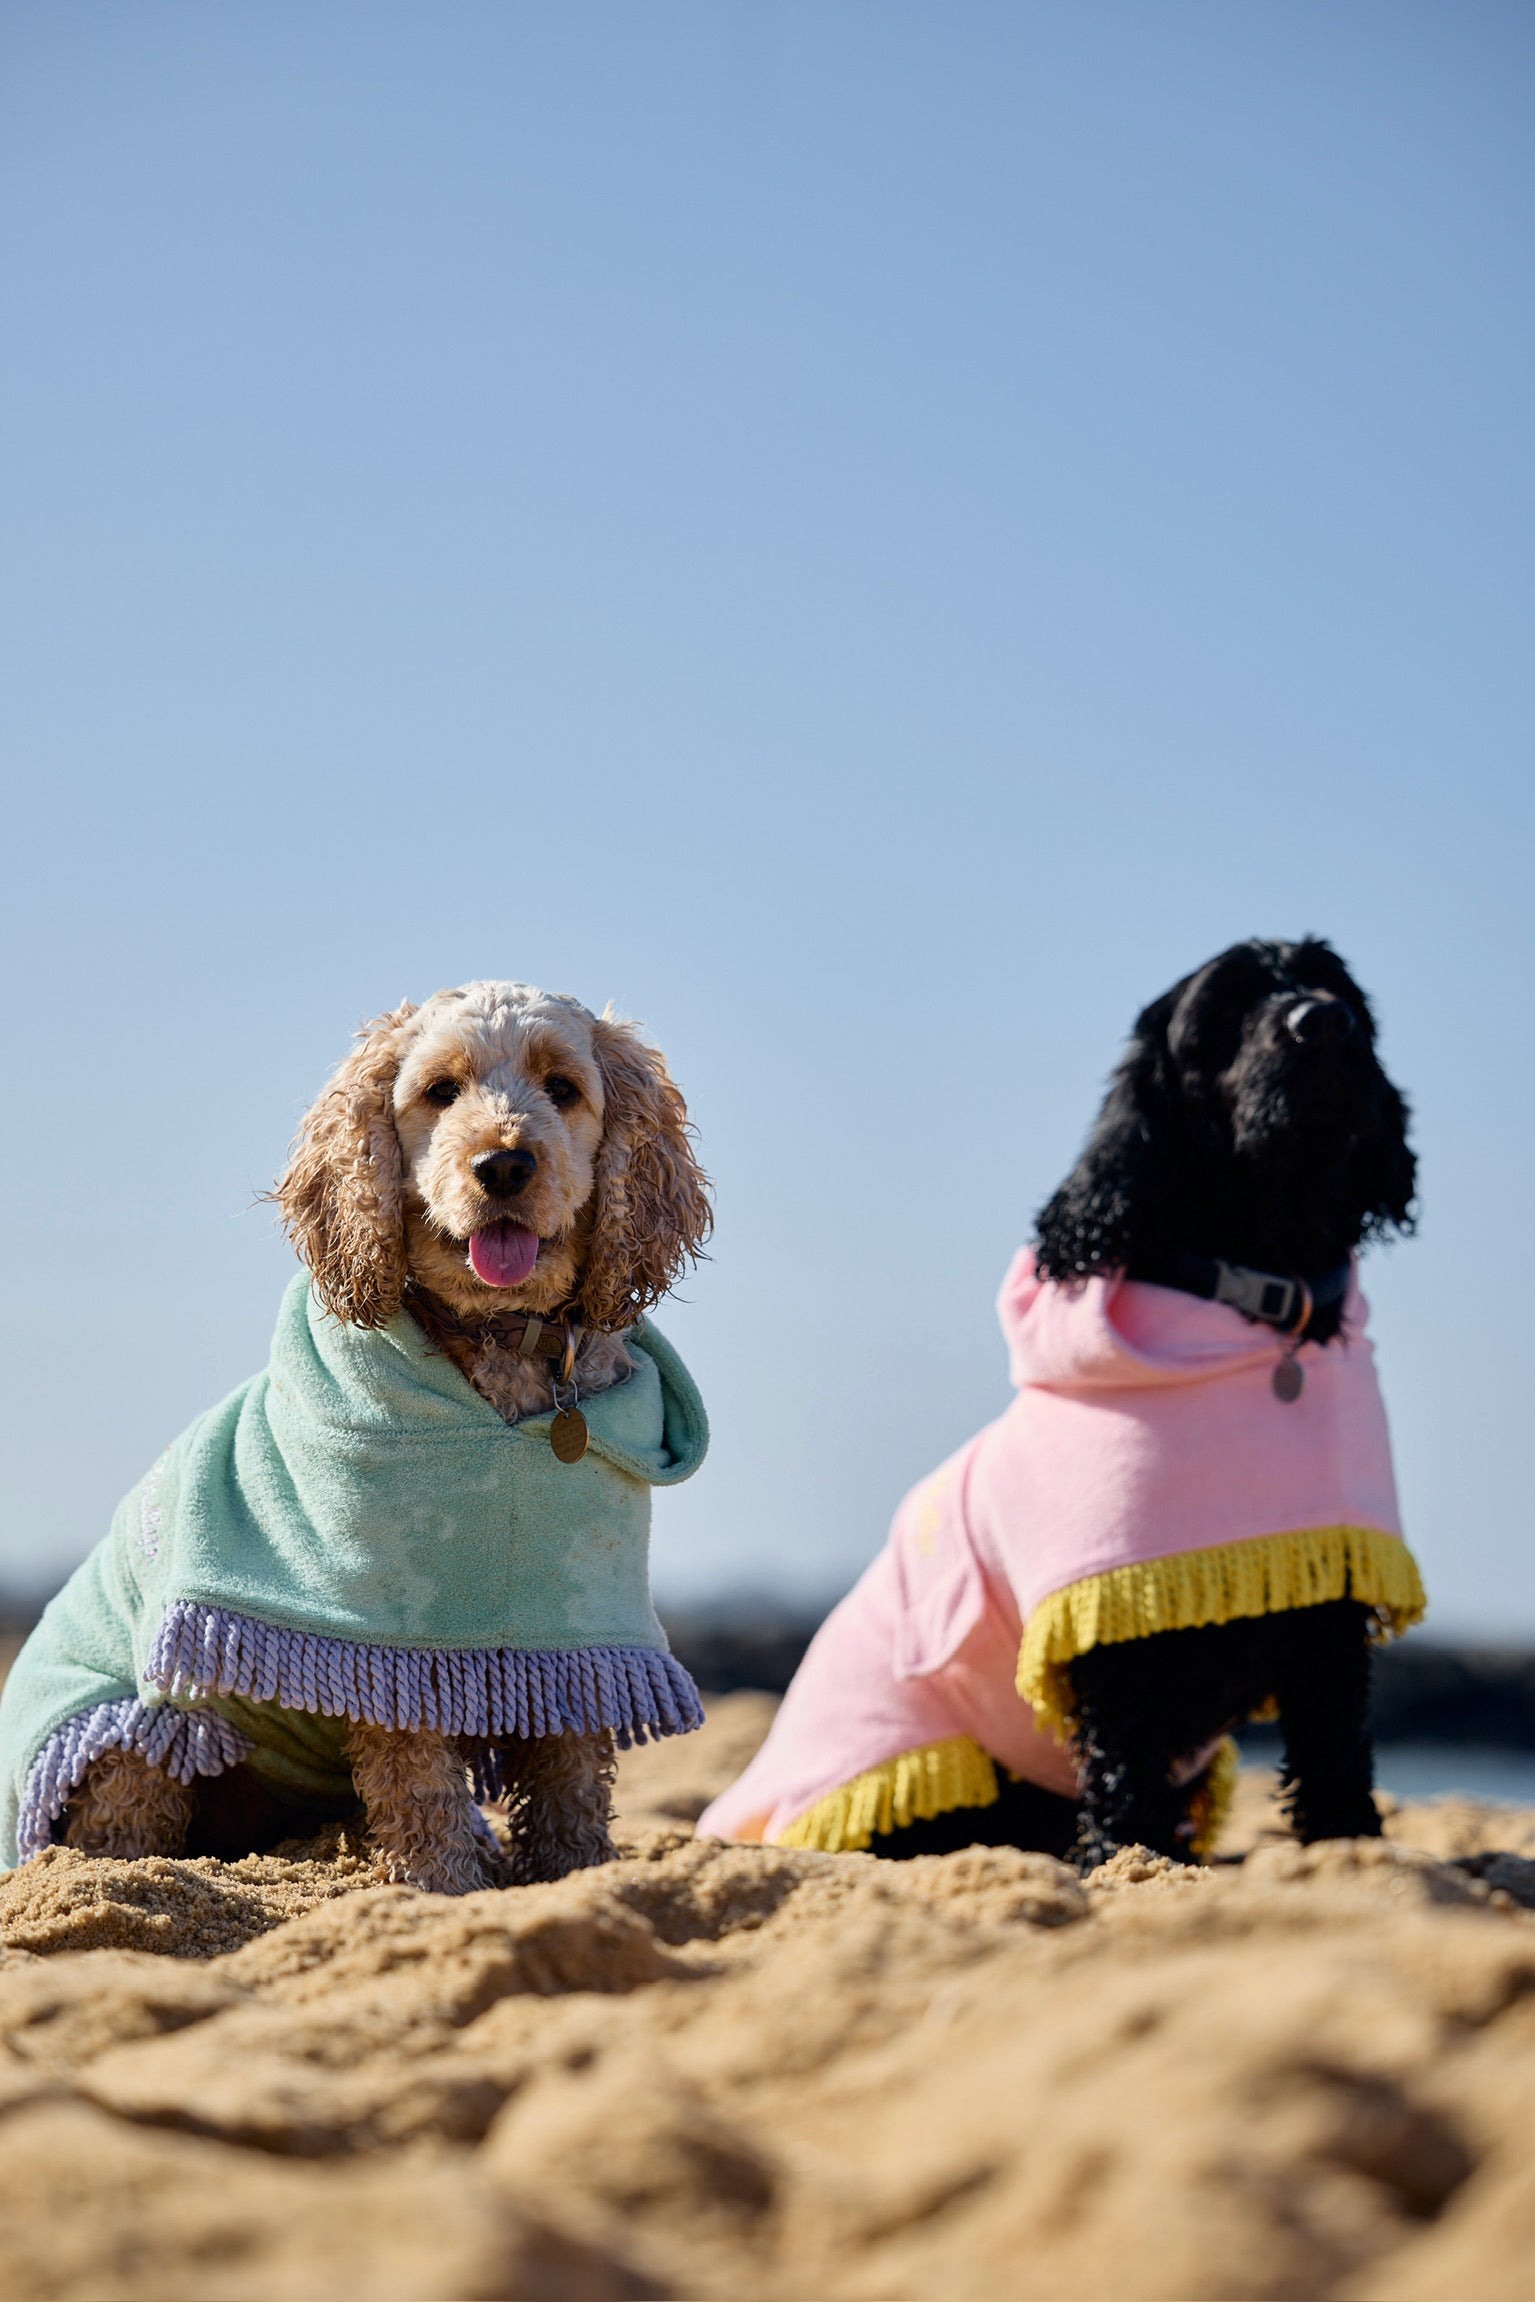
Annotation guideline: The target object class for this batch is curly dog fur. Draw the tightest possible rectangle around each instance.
[63,1748,195,1860]
[63,983,710,1891]
[1035,936,1414,1336]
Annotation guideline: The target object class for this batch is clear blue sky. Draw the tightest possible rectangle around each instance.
[2,4,1531,1636]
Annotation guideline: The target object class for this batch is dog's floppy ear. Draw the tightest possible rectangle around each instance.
[580,1014,712,1332]
[274,1003,419,1328]
[1349,1078,1418,1243]
[1034,992,1176,1282]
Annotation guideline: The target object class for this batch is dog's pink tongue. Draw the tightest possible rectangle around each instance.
[468,1221,540,1288]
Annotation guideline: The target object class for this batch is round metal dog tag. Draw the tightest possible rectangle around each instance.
[550,1406,589,1463]
[1272,1357,1305,1404]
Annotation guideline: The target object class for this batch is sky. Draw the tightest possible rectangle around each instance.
[1,3,1531,1637]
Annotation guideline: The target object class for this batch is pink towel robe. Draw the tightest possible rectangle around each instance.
[698,1249,1410,1846]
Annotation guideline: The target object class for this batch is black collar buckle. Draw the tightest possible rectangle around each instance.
[1211,1260,1313,1335]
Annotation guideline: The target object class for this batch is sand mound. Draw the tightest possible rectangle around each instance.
[1,1700,1534,2299]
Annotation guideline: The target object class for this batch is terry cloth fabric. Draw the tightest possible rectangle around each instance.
[698,1248,1423,1853]
[1,1275,709,1869]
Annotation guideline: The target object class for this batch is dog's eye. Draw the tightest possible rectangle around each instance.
[544,1075,578,1108]
[423,1079,461,1108]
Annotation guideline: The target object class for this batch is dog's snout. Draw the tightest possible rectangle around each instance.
[471,1147,538,1198]
[1286,997,1356,1047]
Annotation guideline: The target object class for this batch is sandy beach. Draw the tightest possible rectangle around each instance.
[0,1695,1529,2300]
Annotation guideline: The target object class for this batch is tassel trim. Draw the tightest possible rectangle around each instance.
[762,1731,1240,1864]
[775,1735,999,1854]
[1185,1735,1240,1863]
[17,1697,253,1864]
[1017,1523,1426,1740]
[145,1601,704,1752]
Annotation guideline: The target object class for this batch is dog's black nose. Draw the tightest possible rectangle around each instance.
[1286,997,1356,1046]
[472,1147,537,1197]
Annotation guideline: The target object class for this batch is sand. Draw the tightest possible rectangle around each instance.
[1,1698,1534,2299]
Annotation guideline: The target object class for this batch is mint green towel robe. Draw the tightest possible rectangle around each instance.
[0,1276,708,1867]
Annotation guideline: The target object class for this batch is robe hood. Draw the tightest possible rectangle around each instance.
[997,1245,1368,1395]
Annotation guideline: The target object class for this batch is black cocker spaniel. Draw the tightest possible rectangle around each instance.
[872,937,1417,1871]
[1034,935,1415,1342]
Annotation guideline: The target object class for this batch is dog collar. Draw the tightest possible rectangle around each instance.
[404,1285,604,1462]
[403,1283,584,1366]
[1126,1253,1351,1337]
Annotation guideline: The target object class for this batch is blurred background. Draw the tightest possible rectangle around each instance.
[2,5,1532,1781]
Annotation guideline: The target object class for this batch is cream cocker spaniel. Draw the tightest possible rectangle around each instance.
[51,982,710,1893]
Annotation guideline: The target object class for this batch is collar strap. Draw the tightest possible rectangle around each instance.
[1127,1253,1350,1337]
[404,1284,583,1365]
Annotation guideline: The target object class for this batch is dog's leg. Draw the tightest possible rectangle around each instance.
[499,1730,618,1885]
[344,1719,491,1894]
[1068,1634,1208,1869]
[1068,1704,1190,1869]
[1271,1599,1382,1843]
[63,1749,194,1858]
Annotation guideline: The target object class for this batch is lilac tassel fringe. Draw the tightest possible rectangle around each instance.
[17,1696,253,1864]
[145,1601,705,1752]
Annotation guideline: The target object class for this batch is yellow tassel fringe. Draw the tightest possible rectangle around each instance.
[1187,1735,1240,1861]
[776,1735,999,1854]
[774,1728,1240,1861]
[1017,1523,1426,1741]
[775,1529,1422,1861]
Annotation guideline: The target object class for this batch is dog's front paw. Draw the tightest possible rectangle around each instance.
[370,1840,490,1897]
[506,1828,619,1887]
